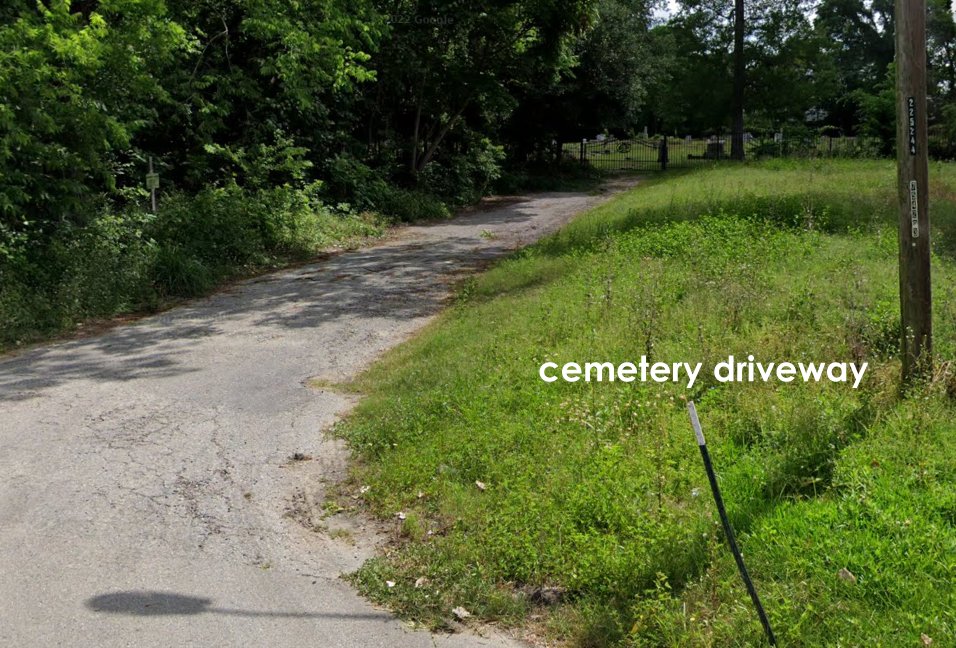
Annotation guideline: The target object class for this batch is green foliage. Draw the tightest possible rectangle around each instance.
[325,155,450,220]
[325,155,390,209]
[853,66,896,156]
[370,0,597,174]
[0,183,384,347]
[496,159,605,194]
[15,0,956,352]
[338,160,956,646]
[200,131,314,190]
[506,0,664,145]
[419,138,505,205]
[374,187,450,222]
[0,0,186,226]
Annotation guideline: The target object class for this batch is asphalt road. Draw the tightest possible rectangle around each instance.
[0,184,631,647]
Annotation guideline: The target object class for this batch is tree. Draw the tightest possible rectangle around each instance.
[660,0,819,137]
[928,0,956,100]
[366,0,597,178]
[155,0,383,189]
[731,0,745,158]
[747,1,830,128]
[0,0,187,229]
[504,0,665,150]
[814,0,894,133]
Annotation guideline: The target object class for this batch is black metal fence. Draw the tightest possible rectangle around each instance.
[563,134,882,171]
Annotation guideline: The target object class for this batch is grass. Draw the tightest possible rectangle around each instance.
[563,137,880,172]
[337,159,956,646]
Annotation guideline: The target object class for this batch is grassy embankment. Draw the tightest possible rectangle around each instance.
[337,159,956,647]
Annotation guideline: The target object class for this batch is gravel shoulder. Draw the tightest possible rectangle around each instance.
[0,181,635,648]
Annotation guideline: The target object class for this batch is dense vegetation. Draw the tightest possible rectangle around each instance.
[6,1,956,346]
[1,0,595,346]
[340,160,955,647]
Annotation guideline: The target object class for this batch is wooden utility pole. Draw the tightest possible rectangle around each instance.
[895,0,932,383]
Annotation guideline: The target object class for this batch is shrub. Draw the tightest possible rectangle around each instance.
[151,245,214,298]
[325,155,392,211]
[419,138,505,204]
[55,211,158,318]
[375,186,450,221]
[0,2,186,230]
[324,155,450,221]
[0,181,384,348]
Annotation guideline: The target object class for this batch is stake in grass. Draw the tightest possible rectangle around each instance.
[687,401,777,646]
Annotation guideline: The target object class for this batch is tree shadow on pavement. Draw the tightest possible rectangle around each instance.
[85,590,392,621]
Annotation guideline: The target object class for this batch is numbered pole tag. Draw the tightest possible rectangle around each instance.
[146,172,160,190]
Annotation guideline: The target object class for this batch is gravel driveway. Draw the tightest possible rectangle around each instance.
[0,182,632,648]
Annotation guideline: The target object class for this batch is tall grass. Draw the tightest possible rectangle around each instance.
[0,183,384,349]
[339,159,956,647]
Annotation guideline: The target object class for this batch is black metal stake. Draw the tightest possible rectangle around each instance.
[687,401,777,646]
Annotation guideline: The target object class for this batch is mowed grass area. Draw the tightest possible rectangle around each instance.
[561,137,876,172]
[337,160,956,647]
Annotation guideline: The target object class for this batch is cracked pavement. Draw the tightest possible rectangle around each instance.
[0,184,632,647]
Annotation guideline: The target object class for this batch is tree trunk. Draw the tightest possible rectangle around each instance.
[415,100,470,174]
[731,0,746,160]
[410,90,424,176]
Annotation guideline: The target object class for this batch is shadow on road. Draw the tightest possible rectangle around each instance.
[0,215,536,403]
[85,590,392,621]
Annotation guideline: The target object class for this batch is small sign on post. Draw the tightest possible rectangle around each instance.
[146,156,160,213]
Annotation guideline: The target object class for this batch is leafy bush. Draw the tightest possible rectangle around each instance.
[374,186,450,221]
[199,132,314,190]
[324,156,391,211]
[55,211,158,318]
[325,155,450,221]
[419,138,505,204]
[0,1,186,228]
[0,182,384,348]
[151,245,214,298]
[496,158,604,194]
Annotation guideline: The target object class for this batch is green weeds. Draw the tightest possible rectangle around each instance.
[0,184,385,349]
[338,160,956,647]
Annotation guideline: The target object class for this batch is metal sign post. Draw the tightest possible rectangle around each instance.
[895,0,932,383]
[146,156,160,213]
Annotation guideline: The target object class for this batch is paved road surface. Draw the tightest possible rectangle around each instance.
[0,184,630,647]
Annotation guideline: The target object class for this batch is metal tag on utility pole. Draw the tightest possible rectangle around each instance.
[910,180,919,239]
[907,97,917,155]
